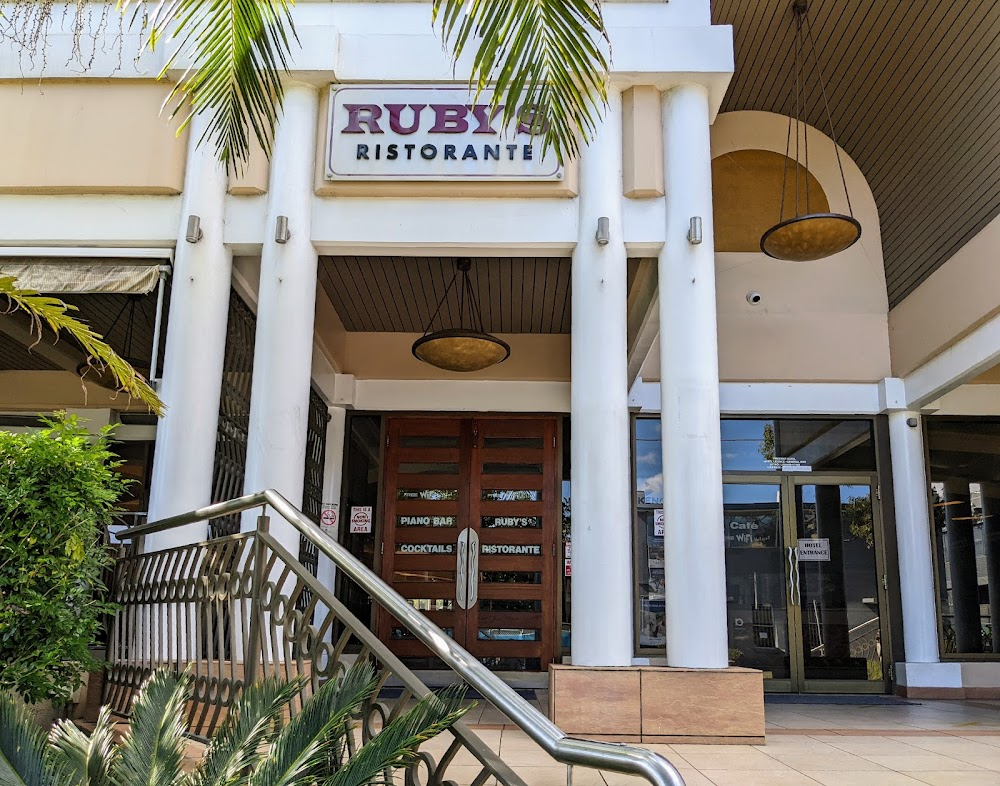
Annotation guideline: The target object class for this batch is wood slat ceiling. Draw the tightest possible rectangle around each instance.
[319,256,574,333]
[713,0,1000,307]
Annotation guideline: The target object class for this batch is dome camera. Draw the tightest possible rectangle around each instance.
[746,291,763,305]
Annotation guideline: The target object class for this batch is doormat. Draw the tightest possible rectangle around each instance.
[379,687,537,702]
[764,694,918,706]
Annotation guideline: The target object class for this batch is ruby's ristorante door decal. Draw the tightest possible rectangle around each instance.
[326,85,563,181]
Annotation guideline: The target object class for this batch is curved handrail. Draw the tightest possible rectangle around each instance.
[120,490,686,786]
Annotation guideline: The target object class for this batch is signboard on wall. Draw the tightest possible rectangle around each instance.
[350,506,373,534]
[326,85,563,182]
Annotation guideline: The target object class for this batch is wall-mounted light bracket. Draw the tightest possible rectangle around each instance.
[275,215,290,244]
[595,216,610,246]
[687,216,703,245]
[906,417,919,428]
[185,215,203,244]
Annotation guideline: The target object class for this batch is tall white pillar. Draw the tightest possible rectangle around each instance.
[316,405,348,603]
[570,86,633,667]
[888,410,940,663]
[659,83,729,669]
[242,83,321,559]
[146,113,231,548]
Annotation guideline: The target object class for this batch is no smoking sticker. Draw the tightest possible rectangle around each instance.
[350,506,373,534]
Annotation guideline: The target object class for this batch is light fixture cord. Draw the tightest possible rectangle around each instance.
[804,11,855,219]
[423,264,462,337]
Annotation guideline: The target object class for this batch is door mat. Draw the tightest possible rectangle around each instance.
[379,687,537,702]
[765,694,918,706]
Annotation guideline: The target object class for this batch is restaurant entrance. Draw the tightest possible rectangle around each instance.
[377,416,561,671]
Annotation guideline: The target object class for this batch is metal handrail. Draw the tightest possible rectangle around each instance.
[120,490,686,786]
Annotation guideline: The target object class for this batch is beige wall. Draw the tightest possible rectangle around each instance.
[622,86,663,198]
[0,80,187,194]
[340,332,570,381]
[0,371,151,411]
[889,213,1000,377]
[695,111,890,383]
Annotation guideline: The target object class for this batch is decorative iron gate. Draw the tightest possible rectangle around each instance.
[298,386,329,577]
[210,290,256,537]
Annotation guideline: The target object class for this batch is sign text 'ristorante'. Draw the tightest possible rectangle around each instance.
[326,85,562,182]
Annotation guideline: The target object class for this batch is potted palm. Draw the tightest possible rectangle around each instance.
[0,662,467,786]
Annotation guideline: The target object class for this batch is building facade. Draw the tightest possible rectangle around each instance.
[2,0,1000,704]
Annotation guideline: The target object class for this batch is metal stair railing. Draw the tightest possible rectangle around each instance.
[107,490,685,786]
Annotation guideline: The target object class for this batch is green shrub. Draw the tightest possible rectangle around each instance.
[0,414,126,705]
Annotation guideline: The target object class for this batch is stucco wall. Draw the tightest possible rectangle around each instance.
[889,213,1000,377]
[708,111,890,383]
[0,80,187,194]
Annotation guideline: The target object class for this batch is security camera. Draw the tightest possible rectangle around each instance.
[746,291,762,305]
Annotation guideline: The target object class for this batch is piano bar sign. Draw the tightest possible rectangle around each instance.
[326,85,563,182]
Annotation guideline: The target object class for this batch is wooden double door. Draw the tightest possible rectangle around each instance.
[378,416,560,671]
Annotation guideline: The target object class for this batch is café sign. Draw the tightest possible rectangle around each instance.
[326,85,563,182]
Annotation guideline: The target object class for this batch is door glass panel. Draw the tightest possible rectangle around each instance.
[721,419,876,473]
[795,484,882,683]
[723,484,791,680]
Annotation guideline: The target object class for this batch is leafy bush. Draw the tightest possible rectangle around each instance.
[0,414,126,705]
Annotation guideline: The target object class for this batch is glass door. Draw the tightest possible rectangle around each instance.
[723,476,889,693]
[792,479,886,693]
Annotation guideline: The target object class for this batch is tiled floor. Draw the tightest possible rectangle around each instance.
[446,699,1000,786]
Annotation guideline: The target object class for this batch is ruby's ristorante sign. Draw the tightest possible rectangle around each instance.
[325,85,563,181]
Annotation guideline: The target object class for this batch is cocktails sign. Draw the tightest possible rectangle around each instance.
[326,85,563,181]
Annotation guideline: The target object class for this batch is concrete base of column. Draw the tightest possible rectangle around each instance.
[896,661,1000,699]
[548,664,764,743]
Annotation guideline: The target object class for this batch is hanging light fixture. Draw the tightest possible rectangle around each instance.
[760,0,862,262]
[412,258,510,372]
[76,294,152,384]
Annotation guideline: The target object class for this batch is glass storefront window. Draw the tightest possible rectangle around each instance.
[633,418,665,651]
[926,419,1000,656]
[721,419,876,473]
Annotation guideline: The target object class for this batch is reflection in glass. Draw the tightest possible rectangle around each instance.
[482,489,542,501]
[635,418,663,505]
[720,419,875,473]
[795,485,881,681]
[478,628,540,641]
[397,489,458,501]
[723,484,790,679]
[925,419,1000,655]
[635,509,665,648]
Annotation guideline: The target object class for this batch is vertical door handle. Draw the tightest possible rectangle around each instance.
[793,548,802,607]
[787,546,799,606]
[456,529,469,610]
[467,529,480,608]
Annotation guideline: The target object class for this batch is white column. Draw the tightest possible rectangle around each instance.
[570,86,633,667]
[242,83,321,560]
[146,113,231,549]
[888,410,940,663]
[316,405,348,605]
[659,83,729,669]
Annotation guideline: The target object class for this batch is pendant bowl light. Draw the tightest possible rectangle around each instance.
[761,1,862,261]
[412,258,510,372]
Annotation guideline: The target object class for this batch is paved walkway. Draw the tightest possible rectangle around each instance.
[446,698,1000,786]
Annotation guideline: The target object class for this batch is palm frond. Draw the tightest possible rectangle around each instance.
[0,276,163,415]
[124,0,299,174]
[249,662,378,786]
[191,678,302,786]
[432,0,610,164]
[48,706,119,786]
[325,684,469,786]
[0,691,58,786]
[112,671,189,786]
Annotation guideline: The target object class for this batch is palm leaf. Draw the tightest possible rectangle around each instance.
[191,678,302,786]
[48,706,119,786]
[248,661,378,786]
[0,691,58,786]
[0,276,163,415]
[432,0,610,163]
[324,684,469,786]
[112,671,189,786]
[121,0,298,174]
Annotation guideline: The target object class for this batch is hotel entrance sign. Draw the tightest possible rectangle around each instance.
[326,85,563,182]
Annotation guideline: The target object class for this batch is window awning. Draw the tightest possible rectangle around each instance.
[0,257,168,295]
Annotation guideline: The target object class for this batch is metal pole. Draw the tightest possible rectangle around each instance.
[149,265,169,384]
[244,512,270,686]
